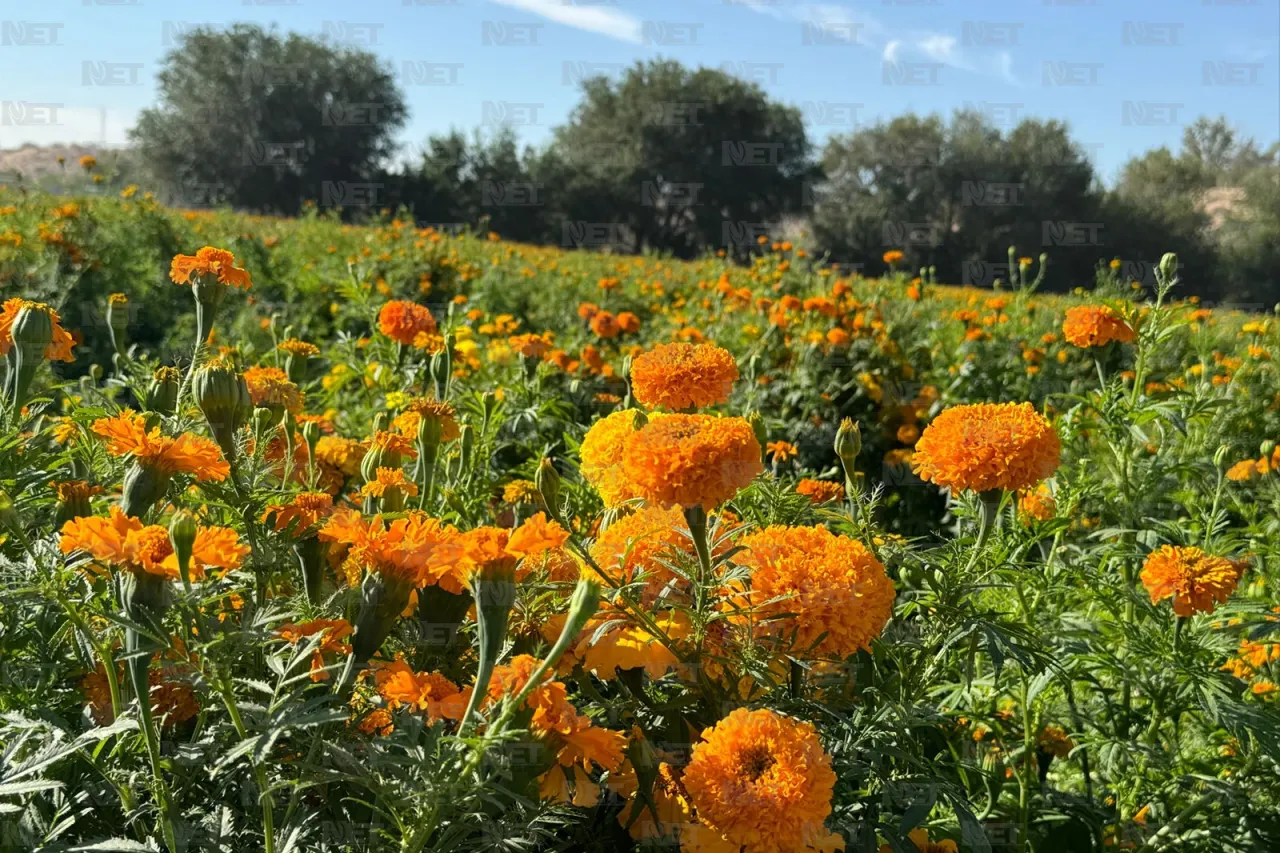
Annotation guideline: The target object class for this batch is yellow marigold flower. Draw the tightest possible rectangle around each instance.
[1222,638,1280,680]
[629,342,739,410]
[315,435,365,477]
[682,708,842,853]
[795,478,845,504]
[581,410,652,507]
[60,506,247,581]
[361,467,419,499]
[92,410,229,481]
[621,414,763,510]
[391,398,460,443]
[589,504,693,603]
[243,365,304,414]
[542,608,689,680]
[502,479,540,505]
[277,338,320,358]
[378,300,436,345]
[1140,545,1243,617]
[1062,305,1135,347]
[169,246,251,289]
[731,525,895,658]
[912,402,1060,494]
[1017,484,1056,523]
[78,154,96,171]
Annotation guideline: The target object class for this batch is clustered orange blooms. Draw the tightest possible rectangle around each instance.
[378,299,437,345]
[92,410,230,481]
[620,414,763,510]
[1140,545,1244,617]
[244,365,304,414]
[1062,304,1135,348]
[319,508,460,590]
[580,409,654,507]
[589,503,693,603]
[276,619,353,681]
[912,402,1061,494]
[679,708,844,853]
[0,298,76,362]
[731,525,895,659]
[795,478,845,504]
[263,492,336,536]
[169,246,252,289]
[60,506,247,581]
[630,342,739,410]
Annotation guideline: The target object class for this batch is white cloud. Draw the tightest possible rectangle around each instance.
[486,0,642,44]
[0,106,134,150]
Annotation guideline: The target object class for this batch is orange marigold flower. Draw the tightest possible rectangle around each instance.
[243,365,304,414]
[581,410,652,507]
[457,654,626,772]
[361,467,419,499]
[319,508,457,589]
[60,506,247,581]
[169,246,251,289]
[1017,484,1056,523]
[1037,725,1074,759]
[881,829,958,853]
[767,440,799,463]
[1140,545,1243,617]
[263,492,335,535]
[92,410,229,481]
[589,504,693,603]
[371,660,463,720]
[378,300,437,345]
[0,298,77,362]
[731,525,895,658]
[912,402,1060,494]
[621,414,763,510]
[315,435,366,477]
[1062,305,1135,348]
[795,478,845,504]
[509,332,554,359]
[617,311,641,333]
[1222,638,1280,680]
[276,618,352,681]
[629,342,738,410]
[277,338,320,358]
[896,424,920,445]
[590,310,620,339]
[391,398,460,444]
[682,708,842,853]
[542,608,689,680]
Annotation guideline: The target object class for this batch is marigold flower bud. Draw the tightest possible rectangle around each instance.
[145,367,180,416]
[9,303,55,409]
[107,293,129,356]
[535,457,562,520]
[1261,440,1276,458]
[1159,252,1178,282]
[193,361,251,459]
[169,510,198,589]
[834,418,862,466]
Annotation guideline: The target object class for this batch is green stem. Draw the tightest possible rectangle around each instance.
[130,654,179,853]
[218,674,276,853]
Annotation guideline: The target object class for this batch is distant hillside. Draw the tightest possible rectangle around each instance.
[0,144,117,182]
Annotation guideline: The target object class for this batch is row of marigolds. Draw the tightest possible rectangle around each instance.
[0,244,1267,853]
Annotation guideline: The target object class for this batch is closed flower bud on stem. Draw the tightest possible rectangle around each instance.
[107,293,129,357]
[193,361,252,460]
[9,303,55,411]
[535,458,562,521]
[145,367,181,416]
[169,510,198,593]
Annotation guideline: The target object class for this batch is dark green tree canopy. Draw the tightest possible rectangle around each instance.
[131,24,406,215]
[542,59,814,258]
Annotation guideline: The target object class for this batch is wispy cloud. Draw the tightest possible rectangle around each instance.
[486,0,642,44]
[733,1,1021,85]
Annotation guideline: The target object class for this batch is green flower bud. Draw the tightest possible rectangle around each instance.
[144,366,181,416]
[89,363,104,382]
[301,420,321,459]
[121,460,171,519]
[1261,440,1276,459]
[834,418,862,466]
[9,302,55,410]
[535,457,562,520]
[746,411,768,451]
[193,361,251,459]
[631,408,648,431]
[107,293,129,356]
[1159,252,1179,282]
[169,510,198,590]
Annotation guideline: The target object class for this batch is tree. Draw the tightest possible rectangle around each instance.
[812,111,1102,289]
[542,60,813,258]
[131,24,406,215]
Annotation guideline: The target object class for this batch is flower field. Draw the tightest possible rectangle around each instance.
[0,189,1278,852]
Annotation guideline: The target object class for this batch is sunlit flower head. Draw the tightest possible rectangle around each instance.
[912,402,1060,494]
[621,414,763,510]
[92,410,229,482]
[60,506,247,581]
[361,467,419,500]
[244,365,304,414]
[169,246,252,289]
[319,508,458,589]
[277,338,320,359]
[371,660,463,720]
[378,300,436,345]
[732,525,895,658]
[263,492,335,536]
[629,342,738,410]
[681,708,842,853]
[795,479,845,504]
[0,298,76,362]
[589,504,693,603]
[581,410,653,507]
[1062,305,1135,348]
[1140,545,1243,617]
[391,398,460,444]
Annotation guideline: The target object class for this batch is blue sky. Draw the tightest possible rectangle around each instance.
[1,0,1276,181]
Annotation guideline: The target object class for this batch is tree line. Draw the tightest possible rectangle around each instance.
[129,24,1280,303]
